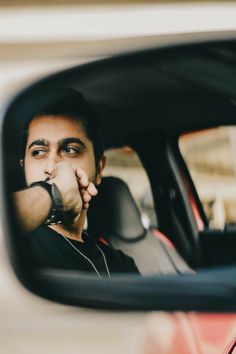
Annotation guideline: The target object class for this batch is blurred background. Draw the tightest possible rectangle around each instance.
[2,0,236,230]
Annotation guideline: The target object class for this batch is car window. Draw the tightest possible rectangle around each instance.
[103,146,157,229]
[179,126,236,230]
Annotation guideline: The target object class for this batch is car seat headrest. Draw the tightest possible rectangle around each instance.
[87,176,146,241]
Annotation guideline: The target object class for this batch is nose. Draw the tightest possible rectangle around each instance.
[44,152,60,178]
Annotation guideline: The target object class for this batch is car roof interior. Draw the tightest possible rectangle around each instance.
[5,39,236,164]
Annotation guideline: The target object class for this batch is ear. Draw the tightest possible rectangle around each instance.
[95,156,106,186]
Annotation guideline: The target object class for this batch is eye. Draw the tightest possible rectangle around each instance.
[62,146,81,156]
[31,149,46,158]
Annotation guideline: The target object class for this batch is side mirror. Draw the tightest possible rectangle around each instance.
[2,37,236,311]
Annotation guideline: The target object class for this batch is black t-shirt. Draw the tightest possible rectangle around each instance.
[26,226,140,276]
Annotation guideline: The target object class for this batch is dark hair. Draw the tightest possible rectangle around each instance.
[21,88,104,170]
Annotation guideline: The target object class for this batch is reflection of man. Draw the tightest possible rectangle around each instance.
[14,89,139,276]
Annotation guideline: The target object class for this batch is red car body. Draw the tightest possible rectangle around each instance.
[144,313,236,354]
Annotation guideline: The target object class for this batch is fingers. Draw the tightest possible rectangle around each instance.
[80,182,97,203]
[51,163,98,215]
[76,167,98,204]
[76,167,89,188]
[87,182,98,196]
[81,189,91,203]
[83,202,89,210]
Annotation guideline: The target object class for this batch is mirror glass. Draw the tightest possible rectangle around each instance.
[3,39,236,310]
[8,87,196,278]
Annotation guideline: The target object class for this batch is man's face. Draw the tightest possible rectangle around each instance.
[24,114,102,186]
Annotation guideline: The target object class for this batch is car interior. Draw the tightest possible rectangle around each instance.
[3,37,236,310]
[87,175,193,275]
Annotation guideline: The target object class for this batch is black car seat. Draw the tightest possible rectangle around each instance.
[87,176,193,275]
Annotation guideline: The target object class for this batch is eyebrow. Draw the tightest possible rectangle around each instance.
[28,139,49,150]
[58,137,86,149]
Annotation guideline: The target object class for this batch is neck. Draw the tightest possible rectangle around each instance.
[50,209,87,242]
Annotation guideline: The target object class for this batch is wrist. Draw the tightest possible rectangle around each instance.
[30,181,64,225]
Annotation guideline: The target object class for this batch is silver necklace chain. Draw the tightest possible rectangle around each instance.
[59,232,111,278]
